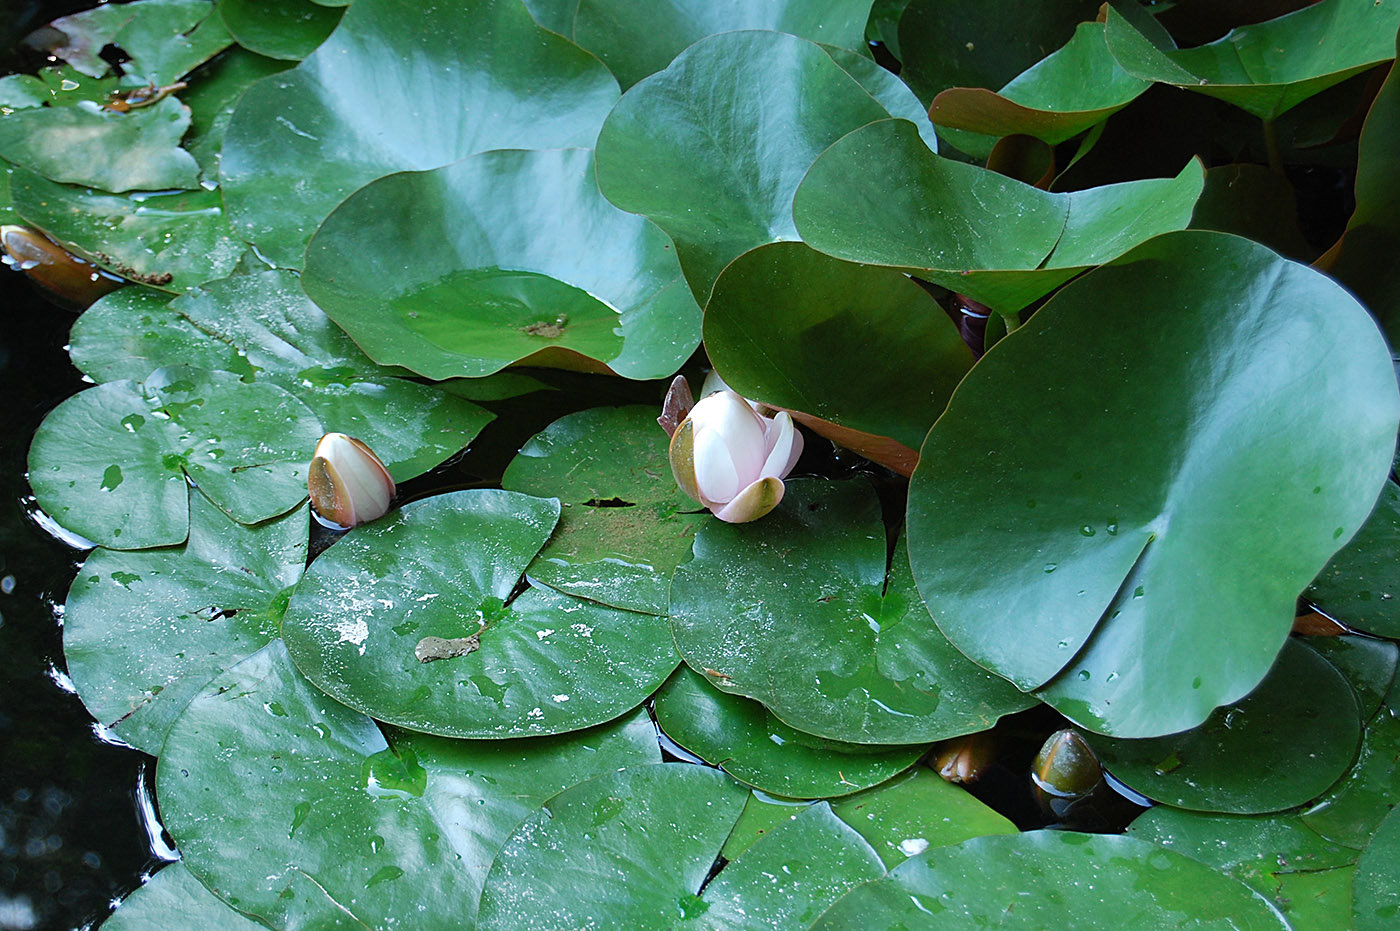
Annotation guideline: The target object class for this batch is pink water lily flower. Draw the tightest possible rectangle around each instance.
[668,389,803,523]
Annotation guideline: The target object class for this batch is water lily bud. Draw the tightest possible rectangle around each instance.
[307,433,395,530]
[1031,728,1103,810]
[668,389,803,523]
[933,732,997,784]
[1,224,124,309]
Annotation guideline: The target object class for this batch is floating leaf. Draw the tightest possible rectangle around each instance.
[501,405,703,615]
[704,242,973,453]
[158,641,659,930]
[594,30,899,301]
[217,0,343,60]
[670,479,1036,744]
[812,831,1289,929]
[65,493,306,754]
[1353,804,1400,931]
[653,666,927,799]
[907,230,1400,737]
[43,0,231,83]
[476,764,748,930]
[303,147,700,380]
[282,489,680,737]
[1103,0,1400,121]
[1306,635,1399,721]
[221,0,620,267]
[103,863,266,931]
[179,47,290,178]
[1303,681,1400,849]
[1307,480,1400,638]
[794,119,1205,315]
[1091,640,1362,814]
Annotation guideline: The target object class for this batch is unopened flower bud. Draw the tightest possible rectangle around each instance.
[307,433,395,530]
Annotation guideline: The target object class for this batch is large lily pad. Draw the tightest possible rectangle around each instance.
[670,478,1036,744]
[1303,681,1400,850]
[70,271,494,482]
[571,0,875,89]
[474,765,744,930]
[1103,0,1400,121]
[303,147,700,380]
[220,0,620,267]
[1091,639,1362,814]
[653,666,927,799]
[812,831,1289,929]
[501,405,704,615]
[704,242,973,453]
[593,30,900,302]
[282,489,680,737]
[10,168,243,291]
[1306,479,1400,638]
[64,493,306,755]
[103,863,266,931]
[1353,804,1400,931]
[158,641,660,930]
[793,119,1205,315]
[29,366,321,549]
[906,230,1400,737]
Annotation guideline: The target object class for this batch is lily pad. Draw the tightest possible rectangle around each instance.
[1306,635,1399,721]
[670,478,1036,744]
[220,0,620,267]
[103,863,266,931]
[179,46,290,178]
[653,666,927,799]
[1303,682,1400,850]
[1103,0,1400,121]
[571,0,875,89]
[475,764,748,930]
[43,0,231,83]
[303,147,700,380]
[1353,804,1400,931]
[29,366,321,549]
[11,168,243,291]
[217,0,343,60]
[906,230,1400,737]
[793,119,1205,315]
[1306,480,1400,638]
[812,831,1289,930]
[593,30,899,302]
[501,405,703,615]
[158,640,660,930]
[1091,639,1362,814]
[282,489,680,737]
[64,493,306,755]
[930,22,1149,146]
[703,242,973,453]
[70,270,494,482]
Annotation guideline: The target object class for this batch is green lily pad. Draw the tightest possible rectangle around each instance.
[217,0,343,60]
[906,230,1400,737]
[1091,640,1362,814]
[44,0,231,83]
[103,863,266,931]
[1353,804,1400,931]
[475,764,747,930]
[1104,0,1400,121]
[1306,480,1400,638]
[282,489,680,737]
[930,22,1149,146]
[1303,684,1400,849]
[819,44,943,153]
[593,30,899,302]
[0,94,199,193]
[670,478,1036,744]
[29,366,321,549]
[71,271,494,482]
[1128,806,1359,927]
[158,640,660,930]
[303,147,700,380]
[501,405,703,615]
[1306,635,1399,721]
[220,0,620,267]
[179,46,290,178]
[653,666,927,799]
[793,119,1205,315]
[11,168,243,291]
[64,493,306,755]
[703,242,973,452]
[812,831,1289,930]
[571,0,875,89]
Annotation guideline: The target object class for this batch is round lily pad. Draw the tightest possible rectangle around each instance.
[217,0,342,60]
[158,640,660,930]
[502,405,705,615]
[906,230,1400,738]
[1306,479,1400,638]
[1303,680,1400,850]
[282,489,680,737]
[103,863,265,931]
[812,831,1290,930]
[1353,804,1400,931]
[669,478,1036,744]
[1306,635,1399,722]
[653,666,927,799]
[303,147,700,380]
[1091,640,1362,814]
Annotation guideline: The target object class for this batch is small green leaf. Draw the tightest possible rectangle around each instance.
[217,0,343,60]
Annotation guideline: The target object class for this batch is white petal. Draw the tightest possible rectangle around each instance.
[759,411,803,480]
[692,424,741,505]
[688,391,767,487]
[713,477,785,523]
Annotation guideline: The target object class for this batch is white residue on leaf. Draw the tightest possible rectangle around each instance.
[898,837,930,857]
[536,629,554,640]
[334,618,370,655]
